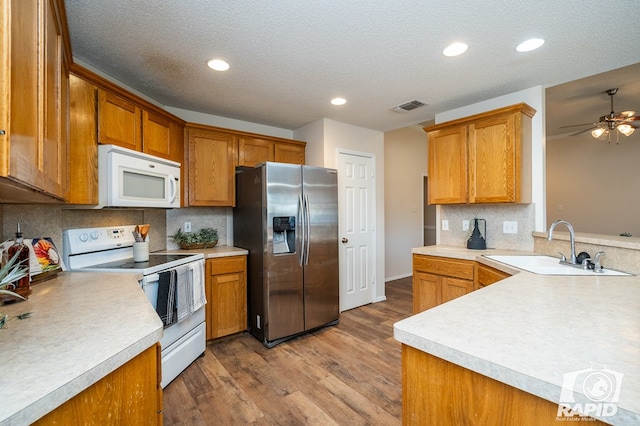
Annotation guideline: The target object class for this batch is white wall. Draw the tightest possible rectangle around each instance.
[384,126,427,280]
[295,119,387,303]
[436,86,546,251]
[547,131,640,236]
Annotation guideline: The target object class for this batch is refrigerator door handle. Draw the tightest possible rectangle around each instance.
[298,193,305,266]
[303,193,311,265]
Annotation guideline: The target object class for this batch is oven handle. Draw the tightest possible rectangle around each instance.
[140,259,205,286]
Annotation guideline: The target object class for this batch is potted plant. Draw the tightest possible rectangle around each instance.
[1,250,31,327]
[171,227,219,250]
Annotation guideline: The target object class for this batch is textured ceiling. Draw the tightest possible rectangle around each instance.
[65,0,640,132]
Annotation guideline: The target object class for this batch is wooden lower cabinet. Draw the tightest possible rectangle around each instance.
[412,254,474,313]
[402,344,605,425]
[205,256,247,340]
[475,262,512,290]
[33,344,162,425]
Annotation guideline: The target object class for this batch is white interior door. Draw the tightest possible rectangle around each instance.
[337,151,375,311]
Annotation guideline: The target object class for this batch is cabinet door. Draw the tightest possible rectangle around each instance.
[237,136,274,167]
[413,271,439,313]
[67,74,99,204]
[3,0,41,189]
[142,110,183,163]
[98,90,142,151]
[440,276,473,304]
[427,126,468,204]
[206,256,247,340]
[468,113,518,203]
[42,0,66,198]
[474,262,511,291]
[274,142,305,165]
[186,128,236,206]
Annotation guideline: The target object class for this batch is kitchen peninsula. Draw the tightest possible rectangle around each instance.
[394,246,640,425]
[0,272,163,425]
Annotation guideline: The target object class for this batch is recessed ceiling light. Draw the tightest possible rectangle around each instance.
[331,97,347,106]
[207,58,230,71]
[442,42,468,57]
[516,38,545,52]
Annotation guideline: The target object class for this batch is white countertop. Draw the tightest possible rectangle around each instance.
[0,272,163,425]
[160,245,248,258]
[396,246,640,425]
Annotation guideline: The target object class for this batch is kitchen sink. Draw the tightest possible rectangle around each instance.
[484,255,632,276]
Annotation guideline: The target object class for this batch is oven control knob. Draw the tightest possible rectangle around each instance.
[91,231,99,240]
[79,233,89,242]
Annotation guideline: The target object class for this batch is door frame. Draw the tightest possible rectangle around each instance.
[336,148,378,310]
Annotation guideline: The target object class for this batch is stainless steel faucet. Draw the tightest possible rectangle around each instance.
[548,220,577,264]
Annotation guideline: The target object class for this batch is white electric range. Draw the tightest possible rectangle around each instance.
[62,225,206,388]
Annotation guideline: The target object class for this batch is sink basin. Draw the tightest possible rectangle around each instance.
[484,255,632,276]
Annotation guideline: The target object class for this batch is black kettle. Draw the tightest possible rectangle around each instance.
[467,218,487,250]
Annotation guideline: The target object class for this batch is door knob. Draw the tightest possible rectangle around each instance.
[341,237,348,243]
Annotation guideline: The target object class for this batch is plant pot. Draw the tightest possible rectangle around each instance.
[179,240,218,250]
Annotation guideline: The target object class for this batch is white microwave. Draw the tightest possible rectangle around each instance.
[98,144,181,208]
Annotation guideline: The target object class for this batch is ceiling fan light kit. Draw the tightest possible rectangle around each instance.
[587,88,638,143]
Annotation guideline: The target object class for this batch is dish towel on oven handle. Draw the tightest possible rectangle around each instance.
[190,260,206,313]
[176,264,193,323]
[156,269,177,327]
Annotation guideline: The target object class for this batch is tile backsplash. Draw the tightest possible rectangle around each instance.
[439,203,535,251]
[1,205,229,256]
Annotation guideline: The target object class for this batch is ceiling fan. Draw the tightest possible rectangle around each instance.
[565,88,639,142]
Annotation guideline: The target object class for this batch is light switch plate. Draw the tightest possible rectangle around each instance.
[462,220,470,231]
[503,221,518,234]
[442,220,449,231]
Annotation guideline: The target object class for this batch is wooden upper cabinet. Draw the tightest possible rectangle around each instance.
[0,0,68,201]
[237,136,306,167]
[274,141,305,165]
[186,126,237,206]
[67,74,98,204]
[427,125,468,204]
[98,90,142,151]
[469,112,518,203]
[237,137,274,167]
[425,103,535,205]
[142,110,183,163]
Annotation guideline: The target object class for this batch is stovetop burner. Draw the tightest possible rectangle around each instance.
[85,254,197,270]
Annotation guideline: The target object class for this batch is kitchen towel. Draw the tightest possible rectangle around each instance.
[175,264,193,323]
[190,260,206,313]
[156,269,177,327]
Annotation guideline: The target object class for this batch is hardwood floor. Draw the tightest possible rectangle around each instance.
[163,277,413,425]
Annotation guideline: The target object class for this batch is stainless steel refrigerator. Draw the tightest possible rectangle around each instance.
[234,162,339,348]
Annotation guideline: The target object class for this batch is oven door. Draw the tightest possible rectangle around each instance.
[141,260,206,388]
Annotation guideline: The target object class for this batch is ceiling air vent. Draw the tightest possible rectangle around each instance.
[392,99,427,113]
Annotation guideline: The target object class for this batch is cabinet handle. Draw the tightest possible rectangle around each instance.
[0,130,6,135]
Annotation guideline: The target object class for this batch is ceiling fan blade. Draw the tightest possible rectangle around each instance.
[560,123,598,129]
[619,110,637,118]
[569,126,597,136]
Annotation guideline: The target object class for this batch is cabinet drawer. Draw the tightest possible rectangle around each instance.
[208,256,246,275]
[413,254,474,280]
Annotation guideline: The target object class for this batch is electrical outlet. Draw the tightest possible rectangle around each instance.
[442,220,449,231]
[184,222,192,232]
[503,221,518,234]
[462,220,470,231]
